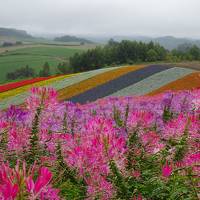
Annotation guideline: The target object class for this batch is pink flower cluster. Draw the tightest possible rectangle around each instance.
[0,87,199,199]
[64,117,127,199]
[0,161,59,200]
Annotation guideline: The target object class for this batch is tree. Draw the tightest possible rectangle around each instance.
[108,38,118,46]
[6,72,16,80]
[23,65,34,77]
[69,40,168,71]
[39,62,50,77]
[146,49,158,62]
[189,45,200,60]
[57,62,72,74]
[6,65,35,80]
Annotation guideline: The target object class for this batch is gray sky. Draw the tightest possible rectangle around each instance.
[0,0,200,38]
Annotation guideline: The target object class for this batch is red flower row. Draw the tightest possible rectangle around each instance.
[0,76,58,93]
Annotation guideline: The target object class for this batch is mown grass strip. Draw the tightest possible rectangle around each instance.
[148,72,200,95]
[110,67,194,97]
[58,65,145,101]
[67,65,172,104]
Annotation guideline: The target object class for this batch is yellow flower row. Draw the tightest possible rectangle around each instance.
[58,65,145,101]
[0,73,77,100]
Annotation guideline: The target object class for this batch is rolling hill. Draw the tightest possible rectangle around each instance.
[0,27,33,39]
[54,35,94,44]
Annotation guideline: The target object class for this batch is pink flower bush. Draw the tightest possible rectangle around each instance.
[64,117,127,199]
[0,87,199,199]
[141,131,165,154]
[0,161,59,200]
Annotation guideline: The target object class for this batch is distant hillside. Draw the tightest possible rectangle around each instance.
[0,27,33,39]
[152,36,200,50]
[112,36,200,50]
[88,35,200,50]
[54,35,93,44]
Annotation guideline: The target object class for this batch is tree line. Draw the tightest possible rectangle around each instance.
[6,62,52,80]
[69,40,200,72]
[6,61,72,80]
[6,40,200,81]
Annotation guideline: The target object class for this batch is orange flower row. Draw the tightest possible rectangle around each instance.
[58,65,145,101]
[148,72,200,95]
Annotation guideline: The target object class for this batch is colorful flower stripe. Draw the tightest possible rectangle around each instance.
[0,66,124,109]
[0,75,59,93]
[0,74,75,100]
[44,66,123,91]
[58,65,145,101]
[68,65,173,104]
[0,66,122,100]
[110,67,195,97]
[148,72,200,95]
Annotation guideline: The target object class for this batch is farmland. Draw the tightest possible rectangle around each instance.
[0,44,92,83]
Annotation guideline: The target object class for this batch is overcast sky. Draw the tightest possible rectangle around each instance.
[0,0,200,38]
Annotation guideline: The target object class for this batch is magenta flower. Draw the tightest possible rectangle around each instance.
[0,161,59,200]
[0,163,19,199]
[34,167,52,193]
[0,87,200,199]
[26,166,53,198]
[0,181,18,199]
[162,163,173,178]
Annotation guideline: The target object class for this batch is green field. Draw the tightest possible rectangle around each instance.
[0,45,87,83]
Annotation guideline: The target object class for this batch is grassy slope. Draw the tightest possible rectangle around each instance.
[0,45,89,83]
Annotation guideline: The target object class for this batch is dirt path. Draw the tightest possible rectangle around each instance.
[168,62,200,71]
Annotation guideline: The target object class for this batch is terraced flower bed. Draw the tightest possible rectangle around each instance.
[0,87,199,199]
[0,74,74,100]
[110,67,195,96]
[58,65,144,101]
[0,65,198,110]
[67,65,195,104]
[0,66,123,109]
[148,72,200,95]
[47,66,123,91]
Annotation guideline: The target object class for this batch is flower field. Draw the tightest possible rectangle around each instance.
[110,67,194,97]
[0,65,200,110]
[57,65,144,101]
[0,87,199,199]
[0,66,122,109]
[0,74,75,100]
